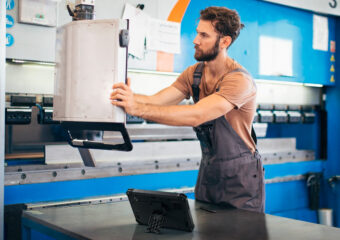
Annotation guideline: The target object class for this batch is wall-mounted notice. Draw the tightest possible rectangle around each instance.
[18,0,58,27]
[122,3,149,59]
[262,0,340,17]
[146,18,181,54]
[313,15,329,51]
[259,36,293,77]
[122,3,181,56]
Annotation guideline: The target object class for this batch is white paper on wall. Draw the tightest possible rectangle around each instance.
[259,36,293,77]
[122,3,181,56]
[18,0,58,27]
[146,18,181,54]
[122,3,149,59]
[313,14,329,51]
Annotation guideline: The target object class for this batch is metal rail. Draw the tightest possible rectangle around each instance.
[5,138,315,185]
[24,175,307,211]
[5,151,314,185]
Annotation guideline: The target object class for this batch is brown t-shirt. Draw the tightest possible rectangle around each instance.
[172,60,257,153]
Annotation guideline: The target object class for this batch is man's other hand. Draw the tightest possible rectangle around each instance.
[110,78,139,116]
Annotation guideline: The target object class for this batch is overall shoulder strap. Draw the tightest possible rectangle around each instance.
[192,62,204,103]
[251,125,257,145]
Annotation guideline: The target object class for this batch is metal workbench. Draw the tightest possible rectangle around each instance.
[22,199,340,240]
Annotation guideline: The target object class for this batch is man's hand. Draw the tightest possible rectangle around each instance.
[110,78,140,116]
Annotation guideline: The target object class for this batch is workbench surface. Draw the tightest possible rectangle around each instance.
[22,200,340,240]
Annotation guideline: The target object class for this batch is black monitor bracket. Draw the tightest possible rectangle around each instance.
[61,122,133,167]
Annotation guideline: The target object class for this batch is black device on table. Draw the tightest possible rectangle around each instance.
[126,189,195,234]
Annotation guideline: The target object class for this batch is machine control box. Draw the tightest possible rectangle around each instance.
[53,18,132,152]
[53,19,128,124]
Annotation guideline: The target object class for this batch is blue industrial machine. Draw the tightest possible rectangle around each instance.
[3,0,340,239]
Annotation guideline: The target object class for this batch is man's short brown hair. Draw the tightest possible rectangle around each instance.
[200,6,244,46]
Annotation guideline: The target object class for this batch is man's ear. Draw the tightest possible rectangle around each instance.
[220,36,232,49]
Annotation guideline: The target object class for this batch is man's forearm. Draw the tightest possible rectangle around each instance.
[111,82,231,126]
[133,86,185,106]
[134,94,151,104]
[134,103,200,127]
[130,94,234,127]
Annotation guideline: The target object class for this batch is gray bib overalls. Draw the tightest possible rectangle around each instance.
[192,63,265,213]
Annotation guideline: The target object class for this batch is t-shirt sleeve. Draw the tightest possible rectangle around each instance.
[215,72,256,109]
[171,65,196,99]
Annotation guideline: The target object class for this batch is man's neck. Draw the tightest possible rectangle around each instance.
[204,52,229,78]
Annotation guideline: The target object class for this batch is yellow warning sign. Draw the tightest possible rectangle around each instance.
[330,65,335,72]
[330,75,335,82]
[331,55,335,62]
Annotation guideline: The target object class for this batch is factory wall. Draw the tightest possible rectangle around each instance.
[5,0,336,89]
[178,0,336,85]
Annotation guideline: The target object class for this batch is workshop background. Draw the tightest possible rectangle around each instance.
[1,0,340,239]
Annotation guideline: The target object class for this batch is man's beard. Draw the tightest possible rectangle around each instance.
[194,36,220,62]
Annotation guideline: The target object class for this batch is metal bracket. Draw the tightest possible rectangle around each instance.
[78,148,96,167]
[62,121,133,152]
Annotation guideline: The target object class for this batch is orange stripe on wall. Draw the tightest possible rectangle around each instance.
[156,0,191,72]
[167,0,191,23]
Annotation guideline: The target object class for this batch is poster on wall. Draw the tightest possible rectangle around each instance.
[18,0,58,27]
[313,15,329,51]
[122,3,181,57]
[146,18,181,54]
[122,3,148,59]
[259,36,293,76]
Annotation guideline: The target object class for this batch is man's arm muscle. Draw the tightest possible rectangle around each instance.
[134,86,186,106]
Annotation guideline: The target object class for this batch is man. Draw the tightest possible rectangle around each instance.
[111,6,264,212]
